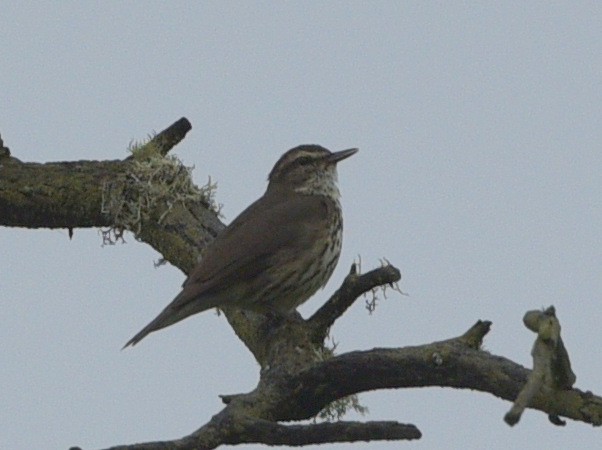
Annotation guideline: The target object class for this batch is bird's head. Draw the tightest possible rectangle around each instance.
[267,145,358,197]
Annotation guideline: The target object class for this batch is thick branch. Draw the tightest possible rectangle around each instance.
[0,158,142,229]
[99,418,419,450]
[286,332,602,426]
[222,419,421,445]
[93,319,602,450]
[0,118,190,230]
[0,119,223,270]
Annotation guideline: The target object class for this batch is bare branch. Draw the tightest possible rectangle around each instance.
[222,419,421,446]
[0,159,129,229]
[457,320,492,349]
[308,263,402,342]
[94,419,419,450]
[144,117,192,157]
[90,318,602,450]
[289,324,602,427]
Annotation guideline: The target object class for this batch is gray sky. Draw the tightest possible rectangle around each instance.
[1,2,601,449]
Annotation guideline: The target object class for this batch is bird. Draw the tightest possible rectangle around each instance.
[123,144,358,348]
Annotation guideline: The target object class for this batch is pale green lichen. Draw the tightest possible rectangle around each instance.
[100,138,221,244]
[313,336,369,422]
[316,394,369,422]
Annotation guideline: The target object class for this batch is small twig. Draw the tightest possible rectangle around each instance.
[457,320,492,350]
[125,117,192,160]
[149,117,192,156]
[0,133,10,157]
[308,263,402,342]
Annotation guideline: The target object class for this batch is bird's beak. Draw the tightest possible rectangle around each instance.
[328,148,358,164]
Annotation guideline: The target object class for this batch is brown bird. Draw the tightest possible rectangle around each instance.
[123,145,357,348]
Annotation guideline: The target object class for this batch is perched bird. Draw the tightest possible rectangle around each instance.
[123,144,357,348]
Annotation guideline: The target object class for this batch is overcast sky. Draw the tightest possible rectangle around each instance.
[1,2,601,450]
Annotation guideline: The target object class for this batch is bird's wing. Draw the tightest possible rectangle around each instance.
[181,191,331,298]
[123,192,333,347]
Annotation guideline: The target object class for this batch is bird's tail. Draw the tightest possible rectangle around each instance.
[122,317,166,349]
[122,290,219,349]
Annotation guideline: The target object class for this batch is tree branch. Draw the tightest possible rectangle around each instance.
[97,419,419,450]
[222,419,421,446]
[286,324,602,426]
[0,158,125,229]
[136,117,192,157]
[0,118,193,229]
[0,118,222,270]
[88,319,601,450]
[308,263,402,343]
